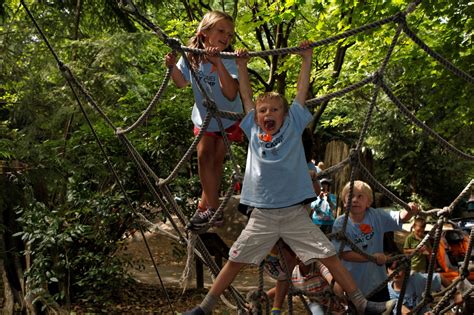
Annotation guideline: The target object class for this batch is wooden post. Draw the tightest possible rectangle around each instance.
[194,233,229,289]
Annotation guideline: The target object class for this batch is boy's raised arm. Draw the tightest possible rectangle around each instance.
[400,202,420,223]
[295,41,313,106]
[236,49,255,113]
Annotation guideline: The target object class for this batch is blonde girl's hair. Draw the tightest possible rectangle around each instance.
[341,180,373,206]
[187,11,235,69]
[255,92,289,113]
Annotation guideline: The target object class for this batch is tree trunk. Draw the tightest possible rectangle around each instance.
[0,176,26,314]
[1,248,15,314]
[323,141,351,217]
[323,141,374,216]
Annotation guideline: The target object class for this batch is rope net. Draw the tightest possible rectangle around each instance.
[21,0,473,313]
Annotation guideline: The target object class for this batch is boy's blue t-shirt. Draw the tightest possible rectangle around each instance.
[177,57,243,132]
[331,207,403,295]
[388,272,441,313]
[239,101,315,208]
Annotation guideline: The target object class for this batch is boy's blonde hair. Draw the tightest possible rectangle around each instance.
[188,11,235,69]
[341,180,373,205]
[255,92,289,113]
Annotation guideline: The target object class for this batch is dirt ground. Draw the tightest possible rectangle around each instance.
[66,198,429,314]
[71,196,309,314]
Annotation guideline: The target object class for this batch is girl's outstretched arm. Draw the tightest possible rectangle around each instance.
[236,49,255,114]
[165,52,189,88]
[295,41,313,106]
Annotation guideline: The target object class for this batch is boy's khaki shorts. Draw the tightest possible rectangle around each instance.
[228,204,336,265]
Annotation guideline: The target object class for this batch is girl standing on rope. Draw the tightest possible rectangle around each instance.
[182,42,396,315]
[165,11,243,231]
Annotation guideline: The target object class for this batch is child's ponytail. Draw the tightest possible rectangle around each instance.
[187,33,205,69]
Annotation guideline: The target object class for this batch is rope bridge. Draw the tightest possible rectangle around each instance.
[20,0,473,313]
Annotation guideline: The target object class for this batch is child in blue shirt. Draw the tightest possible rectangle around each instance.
[332,180,420,302]
[183,44,395,315]
[386,260,442,314]
[165,11,243,231]
[311,177,337,234]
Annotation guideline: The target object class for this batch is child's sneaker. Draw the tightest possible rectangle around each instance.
[365,299,396,315]
[263,254,287,280]
[187,208,224,231]
[182,306,205,315]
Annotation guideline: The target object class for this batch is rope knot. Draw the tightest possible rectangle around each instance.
[166,37,182,51]
[333,231,346,241]
[372,71,384,85]
[59,63,73,81]
[117,0,137,13]
[246,290,266,314]
[424,293,434,304]
[438,206,450,216]
[349,149,359,166]
[404,0,421,16]
[115,127,124,135]
[232,171,243,183]
[395,11,407,26]
[203,99,218,113]
[461,266,470,279]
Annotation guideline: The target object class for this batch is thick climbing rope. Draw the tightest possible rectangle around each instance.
[21,0,473,313]
[19,1,177,313]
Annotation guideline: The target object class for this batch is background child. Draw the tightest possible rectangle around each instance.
[403,217,432,273]
[404,218,453,289]
[311,177,336,234]
[165,11,243,231]
[331,180,420,302]
[386,260,442,314]
[183,43,395,315]
[291,259,346,314]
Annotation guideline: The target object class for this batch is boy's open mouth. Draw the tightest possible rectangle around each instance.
[264,119,275,130]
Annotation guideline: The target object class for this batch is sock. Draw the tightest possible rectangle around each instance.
[347,289,367,314]
[199,293,218,315]
[271,307,281,314]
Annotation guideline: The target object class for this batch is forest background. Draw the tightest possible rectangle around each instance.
[0,0,473,313]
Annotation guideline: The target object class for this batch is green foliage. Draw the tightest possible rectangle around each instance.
[1,0,473,309]
[15,192,133,305]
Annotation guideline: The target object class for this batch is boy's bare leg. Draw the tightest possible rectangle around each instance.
[319,255,395,315]
[208,260,246,296]
[183,261,245,315]
[272,280,289,311]
[189,261,246,315]
[319,255,357,293]
[271,247,297,312]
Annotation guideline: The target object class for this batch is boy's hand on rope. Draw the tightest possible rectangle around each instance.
[297,40,313,60]
[373,253,387,266]
[408,202,421,215]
